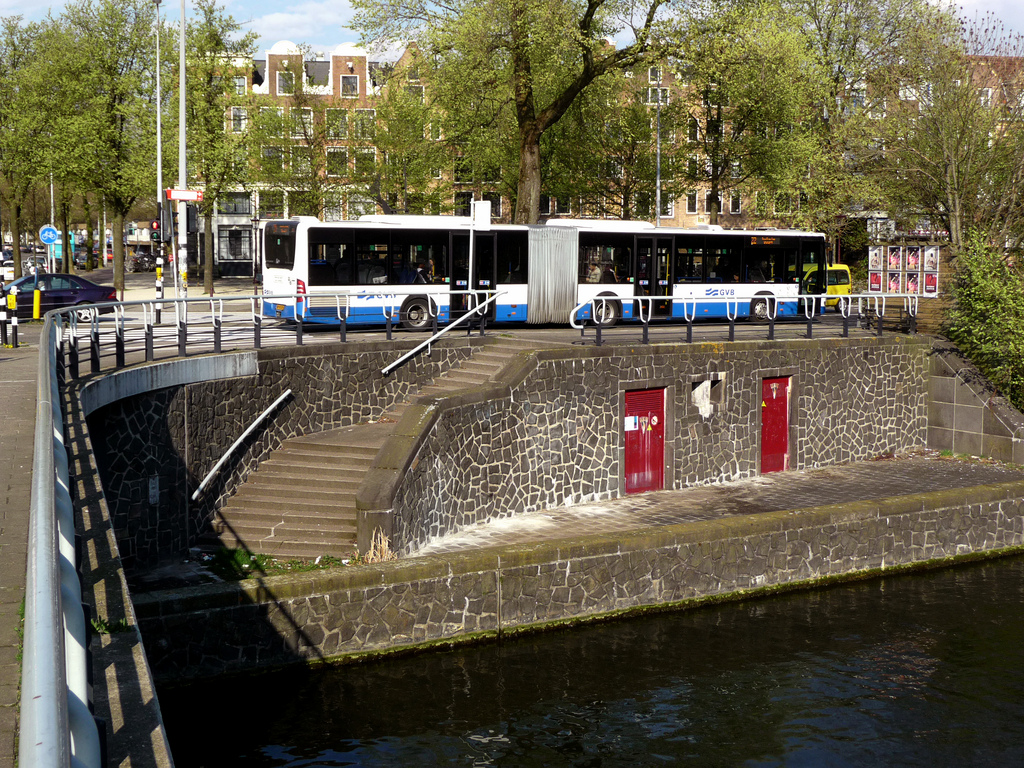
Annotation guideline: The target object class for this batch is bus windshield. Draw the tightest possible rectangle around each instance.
[265,221,298,270]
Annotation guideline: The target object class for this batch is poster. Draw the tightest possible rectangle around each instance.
[906,246,921,271]
[924,246,939,271]
[869,246,883,270]
[887,271,902,293]
[924,272,938,295]
[906,272,920,294]
[888,246,903,270]
[869,271,882,292]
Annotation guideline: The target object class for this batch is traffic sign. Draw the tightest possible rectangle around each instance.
[166,188,204,202]
[39,225,59,244]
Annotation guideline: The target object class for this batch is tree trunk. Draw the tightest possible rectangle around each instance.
[514,128,543,224]
[10,200,22,280]
[82,194,95,270]
[204,210,214,295]
[61,201,72,274]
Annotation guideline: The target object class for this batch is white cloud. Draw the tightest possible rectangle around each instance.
[237,1,359,54]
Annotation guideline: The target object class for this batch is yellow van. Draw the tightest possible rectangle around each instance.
[802,264,852,309]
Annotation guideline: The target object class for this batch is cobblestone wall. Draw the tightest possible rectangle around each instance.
[394,337,929,552]
[87,341,477,569]
[133,483,1024,680]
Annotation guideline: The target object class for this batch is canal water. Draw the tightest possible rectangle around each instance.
[160,555,1024,767]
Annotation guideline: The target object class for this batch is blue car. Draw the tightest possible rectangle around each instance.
[2,274,116,320]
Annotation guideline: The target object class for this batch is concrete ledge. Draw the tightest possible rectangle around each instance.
[134,479,1024,681]
[79,352,258,415]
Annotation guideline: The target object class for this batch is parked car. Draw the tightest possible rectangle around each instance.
[2,274,116,320]
[127,251,156,272]
[1,260,13,285]
[802,264,852,310]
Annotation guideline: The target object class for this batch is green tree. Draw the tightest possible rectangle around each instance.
[184,0,257,294]
[671,2,823,226]
[0,17,43,280]
[352,0,673,224]
[875,17,1024,253]
[62,0,158,292]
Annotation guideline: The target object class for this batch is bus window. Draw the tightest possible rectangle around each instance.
[264,221,297,269]
[578,233,631,284]
[392,230,450,284]
[356,242,389,285]
[674,242,704,282]
[707,247,739,283]
[309,243,352,285]
[496,231,528,283]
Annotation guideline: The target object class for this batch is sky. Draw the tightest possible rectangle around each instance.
[7,0,1024,56]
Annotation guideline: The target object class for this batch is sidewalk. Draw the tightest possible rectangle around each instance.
[0,339,37,768]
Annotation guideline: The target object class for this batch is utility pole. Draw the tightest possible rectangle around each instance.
[177,0,188,300]
[155,0,167,317]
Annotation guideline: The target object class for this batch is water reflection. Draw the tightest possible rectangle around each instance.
[160,556,1024,767]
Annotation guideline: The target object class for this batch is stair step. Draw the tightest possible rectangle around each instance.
[202,532,356,559]
[222,495,357,514]
[231,484,359,502]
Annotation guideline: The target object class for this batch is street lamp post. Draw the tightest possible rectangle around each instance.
[655,69,662,228]
[155,0,165,320]
[250,212,260,294]
[177,0,188,301]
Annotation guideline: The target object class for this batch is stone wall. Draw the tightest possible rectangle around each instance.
[87,339,479,569]
[133,481,1024,681]
[392,336,929,552]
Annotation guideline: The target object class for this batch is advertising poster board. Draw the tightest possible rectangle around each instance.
[887,271,902,293]
[869,271,882,292]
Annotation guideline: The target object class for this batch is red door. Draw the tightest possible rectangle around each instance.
[761,377,790,473]
[624,388,665,494]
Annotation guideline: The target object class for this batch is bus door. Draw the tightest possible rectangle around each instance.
[473,232,497,319]
[636,237,673,317]
[451,233,471,314]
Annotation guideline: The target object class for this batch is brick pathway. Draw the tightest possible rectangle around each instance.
[415,456,1024,556]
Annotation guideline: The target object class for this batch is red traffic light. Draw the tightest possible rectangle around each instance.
[151,219,160,231]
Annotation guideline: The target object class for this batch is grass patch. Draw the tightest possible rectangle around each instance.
[206,548,353,580]
[91,616,131,634]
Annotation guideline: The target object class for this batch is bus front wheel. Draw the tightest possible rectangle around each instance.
[592,295,621,327]
[400,296,432,331]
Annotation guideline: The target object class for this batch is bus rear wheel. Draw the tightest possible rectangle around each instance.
[750,296,775,324]
[400,296,432,331]
[592,295,620,327]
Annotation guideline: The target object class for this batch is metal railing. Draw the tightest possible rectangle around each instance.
[570,292,926,345]
[382,290,502,375]
[20,315,102,768]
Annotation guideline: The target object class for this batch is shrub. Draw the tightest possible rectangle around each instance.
[945,233,1024,411]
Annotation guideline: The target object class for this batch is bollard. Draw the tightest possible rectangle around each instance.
[178,319,187,357]
[11,314,17,349]
[213,315,222,353]
[115,318,125,368]
[339,308,347,343]
[155,258,164,325]
[90,327,100,373]
[1,308,7,347]
[296,313,304,345]
[642,316,650,344]
[385,314,392,340]
[768,316,776,341]
[728,317,735,342]
[595,321,602,347]
[253,313,261,350]
[145,320,154,361]
[686,318,693,344]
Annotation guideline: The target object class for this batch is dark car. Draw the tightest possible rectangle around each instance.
[2,274,116,320]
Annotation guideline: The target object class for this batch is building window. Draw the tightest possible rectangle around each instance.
[660,195,673,218]
[980,87,992,108]
[326,109,348,139]
[341,75,359,97]
[219,192,251,215]
[291,107,313,138]
[482,192,501,217]
[454,191,472,216]
[406,84,425,101]
[646,87,669,105]
[454,156,473,183]
[686,192,698,214]
[730,191,742,214]
[648,66,662,84]
[277,70,295,95]
[292,146,312,174]
[261,146,284,173]
[233,75,246,95]
[217,227,251,261]
[327,148,348,177]
[354,109,375,139]
[704,192,721,214]
[688,116,699,142]
[229,107,247,132]
[349,195,375,217]
[259,190,285,218]
[354,148,375,174]
[539,195,552,215]
[260,107,284,137]
[554,197,571,215]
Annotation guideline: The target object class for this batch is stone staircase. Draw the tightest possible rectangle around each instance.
[204,337,549,559]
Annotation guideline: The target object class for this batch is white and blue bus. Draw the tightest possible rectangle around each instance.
[260,210,827,328]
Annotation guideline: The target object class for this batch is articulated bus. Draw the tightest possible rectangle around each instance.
[261,212,827,328]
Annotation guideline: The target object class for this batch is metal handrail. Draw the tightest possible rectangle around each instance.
[20,314,102,768]
[382,291,502,375]
[191,388,292,501]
